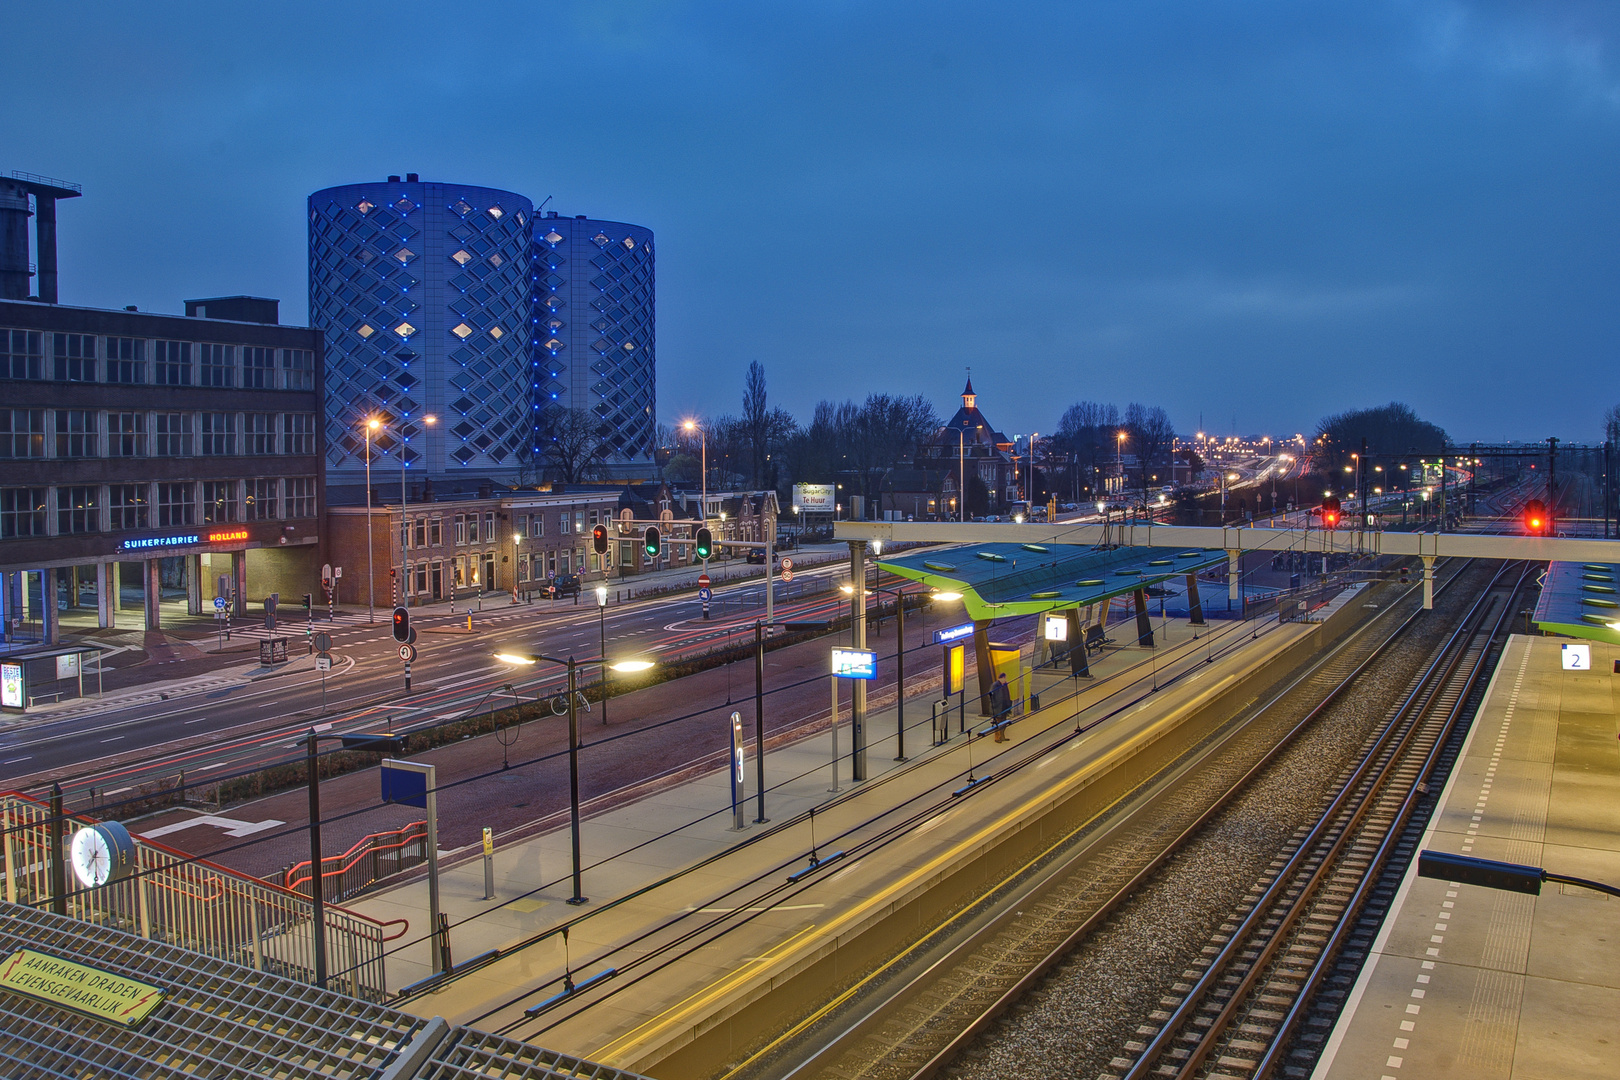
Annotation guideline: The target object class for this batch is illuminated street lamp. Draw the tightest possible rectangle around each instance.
[398,414,437,607]
[683,419,707,538]
[493,651,655,904]
[363,417,381,623]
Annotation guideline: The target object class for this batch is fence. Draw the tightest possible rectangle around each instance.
[283,820,429,905]
[0,791,404,1001]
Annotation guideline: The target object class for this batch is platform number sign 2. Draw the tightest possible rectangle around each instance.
[1561,643,1590,671]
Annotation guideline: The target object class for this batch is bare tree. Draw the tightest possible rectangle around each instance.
[538,406,610,483]
[740,362,798,487]
[1125,402,1175,501]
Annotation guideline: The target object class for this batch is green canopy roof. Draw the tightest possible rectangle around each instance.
[878,542,1228,622]
[1532,560,1620,646]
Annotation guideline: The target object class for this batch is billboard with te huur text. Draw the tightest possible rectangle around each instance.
[793,484,836,512]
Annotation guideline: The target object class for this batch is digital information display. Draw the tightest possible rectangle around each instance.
[0,663,22,710]
[831,647,877,680]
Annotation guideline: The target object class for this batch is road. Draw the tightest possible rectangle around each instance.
[0,551,868,799]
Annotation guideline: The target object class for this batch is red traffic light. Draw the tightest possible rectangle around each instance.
[1321,496,1342,529]
[392,606,410,642]
[592,524,609,554]
[1524,499,1548,535]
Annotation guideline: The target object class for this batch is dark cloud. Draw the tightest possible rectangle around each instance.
[3,0,1615,441]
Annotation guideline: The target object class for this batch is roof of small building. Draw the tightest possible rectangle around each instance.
[878,542,1227,621]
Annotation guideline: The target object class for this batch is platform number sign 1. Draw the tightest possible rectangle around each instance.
[1561,643,1590,671]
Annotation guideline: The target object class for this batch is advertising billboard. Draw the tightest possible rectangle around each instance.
[793,484,836,513]
[830,647,877,679]
[1,663,22,710]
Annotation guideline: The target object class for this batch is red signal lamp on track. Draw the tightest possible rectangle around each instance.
[1524,499,1549,535]
[1321,496,1342,530]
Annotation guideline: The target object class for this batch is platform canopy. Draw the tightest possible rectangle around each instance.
[1532,561,1620,646]
[877,542,1227,621]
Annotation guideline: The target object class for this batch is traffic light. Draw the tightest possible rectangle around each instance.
[302,593,312,611]
[1321,496,1341,529]
[592,524,609,554]
[1524,499,1549,535]
[644,525,661,558]
[392,606,410,642]
[695,527,713,560]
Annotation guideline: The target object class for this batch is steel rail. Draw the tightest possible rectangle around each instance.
[1125,561,1524,1080]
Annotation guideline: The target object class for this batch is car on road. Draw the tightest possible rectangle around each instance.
[746,549,768,564]
[545,573,581,599]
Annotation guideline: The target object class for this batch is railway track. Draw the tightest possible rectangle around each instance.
[726,561,1488,1080]
[1107,560,1529,1080]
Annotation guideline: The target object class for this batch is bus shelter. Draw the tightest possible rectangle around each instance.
[877,542,1229,712]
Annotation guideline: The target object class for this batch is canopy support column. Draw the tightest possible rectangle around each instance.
[1067,608,1089,677]
[1185,572,1204,625]
[1133,588,1154,647]
[973,620,994,716]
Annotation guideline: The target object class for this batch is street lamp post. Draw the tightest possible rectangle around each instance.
[364,417,380,623]
[493,651,653,905]
[596,585,609,726]
[683,419,706,541]
[955,426,967,523]
[400,415,437,609]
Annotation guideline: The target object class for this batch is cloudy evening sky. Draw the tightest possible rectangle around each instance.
[4,1,1617,443]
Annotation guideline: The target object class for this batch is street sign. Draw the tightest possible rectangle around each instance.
[698,573,711,588]
[1562,643,1590,671]
[313,632,331,651]
[698,586,712,602]
[400,644,417,662]
[213,596,226,611]
[780,558,793,571]
[333,566,343,578]
[315,654,333,672]
[781,569,794,583]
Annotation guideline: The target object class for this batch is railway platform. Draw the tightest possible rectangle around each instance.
[342,588,1376,1076]
[1313,634,1620,1080]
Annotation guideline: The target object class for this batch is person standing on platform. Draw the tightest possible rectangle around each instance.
[990,672,1012,740]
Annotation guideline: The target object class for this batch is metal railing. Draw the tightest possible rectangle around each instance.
[0,791,404,1001]
[284,820,429,904]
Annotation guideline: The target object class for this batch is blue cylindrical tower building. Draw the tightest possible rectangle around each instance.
[532,211,657,475]
[309,177,535,482]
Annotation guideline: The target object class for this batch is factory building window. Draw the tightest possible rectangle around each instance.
[0,409,46,458]
[199,344,235,387]
[106,337,145,384]
[55,410,97,458]
[0,488,47,538]
[57,486,100,533]
[157,482,195,527]
[1,330,44,380]
[52,334,96,381]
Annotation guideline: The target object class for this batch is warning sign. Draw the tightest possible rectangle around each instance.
[0,949,166,1027]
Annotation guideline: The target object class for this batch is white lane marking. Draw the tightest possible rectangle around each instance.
[100,736,123,743]
[2,756,32,765]
[184,716,209,724]
[140,814,285,839]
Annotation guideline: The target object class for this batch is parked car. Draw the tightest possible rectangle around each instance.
[546,573,581,599]
[746,549,768,565]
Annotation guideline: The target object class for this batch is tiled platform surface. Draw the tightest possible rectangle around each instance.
[1314,634,1620,1080]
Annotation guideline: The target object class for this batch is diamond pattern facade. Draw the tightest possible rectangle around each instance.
[531,215,656,471]
[309,181,534,480]
[311,185,655,482]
